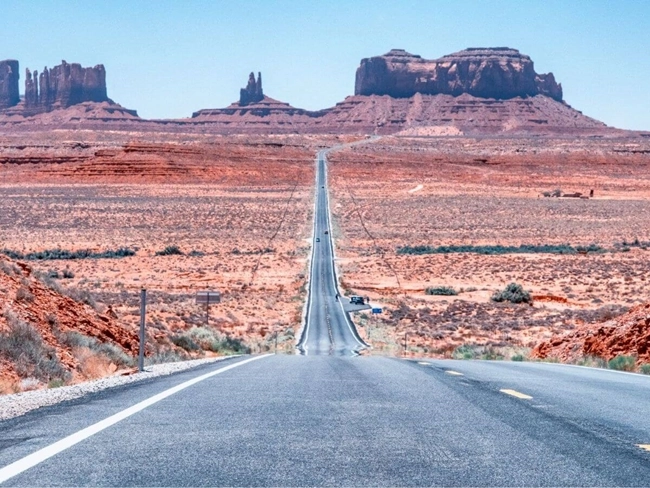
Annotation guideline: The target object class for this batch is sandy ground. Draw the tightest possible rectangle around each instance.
[0,134,336,368]
[328,135,650,358]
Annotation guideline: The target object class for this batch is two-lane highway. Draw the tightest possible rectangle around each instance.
[296,148,367,356]
[4,356,650,486]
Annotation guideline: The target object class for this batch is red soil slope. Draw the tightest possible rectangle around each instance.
[0,256,138,391]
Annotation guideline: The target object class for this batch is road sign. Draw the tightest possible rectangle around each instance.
[197,291,221,328]
[372,307,382,314]
[196,291,221,305]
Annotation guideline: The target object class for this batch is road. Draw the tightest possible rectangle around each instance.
[296,148,367,356]
[2,145,650,486]
[2,357,650,486]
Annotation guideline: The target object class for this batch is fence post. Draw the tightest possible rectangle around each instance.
[139,288,147,372]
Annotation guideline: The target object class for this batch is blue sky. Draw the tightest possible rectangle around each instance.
[3,0,649,129]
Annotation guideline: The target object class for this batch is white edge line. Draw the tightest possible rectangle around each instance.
[296,151,322,354]
[0,354,272,484]
[534,361,650,378]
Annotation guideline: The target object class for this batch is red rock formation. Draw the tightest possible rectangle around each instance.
[239,72,264,106]
[355,48,563,102]
[23,60,109,115]
[532,302,650,365]
[0,60,20,109]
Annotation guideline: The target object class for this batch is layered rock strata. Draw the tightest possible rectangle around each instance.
[355,48,563,101]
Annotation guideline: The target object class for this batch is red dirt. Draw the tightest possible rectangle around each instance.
[533,302,650,364]
[0,255,139,391]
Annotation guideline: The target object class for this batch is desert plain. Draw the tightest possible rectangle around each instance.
[2,129,650,391]
[328,135,650,357]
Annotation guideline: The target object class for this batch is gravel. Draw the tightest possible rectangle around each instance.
[0,356,238,421]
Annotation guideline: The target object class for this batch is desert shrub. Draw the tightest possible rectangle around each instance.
[171,334,200,351]
[492,283,532,304]
[1,248,135,261]
[231,248,274,255]
[212,336,251,355]
[60,331,97,349]
[452,344,479,360]
[60,331,134,368]
[511,354,525,362]
[62,269,75,279]
[45,313,59,328]
[47,269,61,279]
[576,355,608,368]
[156,245,183,256]
[425,286,458,296]
[481,347,504,360]
[48,379,66,388]
[62,288,98,310]
[0,312,69,382]
[94,343,135,367]
[608,355,636,372]
[396,244,604,256]
[16,286,35,302]
[188,250,205,257]
[145,349,187,365]
[0,260,19,276]
[639,364,650,375]
[575,244,606,253]
[178,327,251,355]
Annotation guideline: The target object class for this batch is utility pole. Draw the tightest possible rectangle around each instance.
[403,332,407,357]
[139,288,147,372]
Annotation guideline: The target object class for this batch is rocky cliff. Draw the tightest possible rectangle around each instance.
[355,48,563,101]
[0,60,20,109]
[24,60,109,114]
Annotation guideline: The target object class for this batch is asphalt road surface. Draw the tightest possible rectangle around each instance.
[2,146,650,486]
[2,356,650,486]
[296,148,367,356]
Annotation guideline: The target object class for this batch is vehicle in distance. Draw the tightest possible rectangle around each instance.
[316,237,320,242]
[350,295,365,305]
[324,230,329,234]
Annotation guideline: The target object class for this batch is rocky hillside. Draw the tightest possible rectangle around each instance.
[533,302,650,368]
[0,255,139,393]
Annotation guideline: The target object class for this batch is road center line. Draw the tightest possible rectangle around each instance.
[500,388,533,400]
[0,354,272,484]
[637,444,650,452]
[445,370,464,376]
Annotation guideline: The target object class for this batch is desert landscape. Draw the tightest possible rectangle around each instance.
[328,135,650,359]
[2,45,650,394]
[0,132,355,393]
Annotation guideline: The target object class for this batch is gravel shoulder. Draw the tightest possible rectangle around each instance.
[0,355,239,421]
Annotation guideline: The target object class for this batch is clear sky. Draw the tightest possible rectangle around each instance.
[3,0,649,129]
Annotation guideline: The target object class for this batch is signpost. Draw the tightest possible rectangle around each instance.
[371,307,382,314]
[139,289,146,372]
[196,291,221,327]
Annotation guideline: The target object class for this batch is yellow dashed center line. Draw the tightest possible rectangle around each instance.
[445,371,464,376]
[637,444,650,451]
[500,389,533,400]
